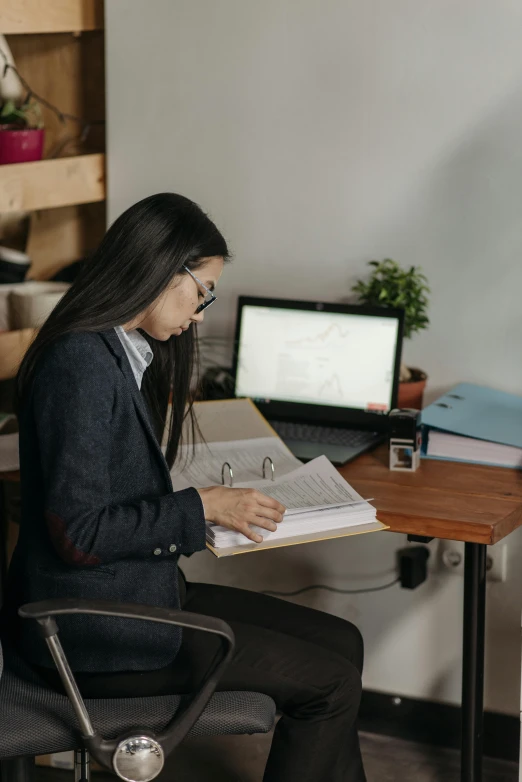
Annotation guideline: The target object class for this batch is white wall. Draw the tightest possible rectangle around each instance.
[105,0,522,714]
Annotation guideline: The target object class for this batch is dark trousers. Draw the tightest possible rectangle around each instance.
[39,580,367,782]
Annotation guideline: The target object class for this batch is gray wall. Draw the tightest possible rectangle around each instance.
[106,0,522,713]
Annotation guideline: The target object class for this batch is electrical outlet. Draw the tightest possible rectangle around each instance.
[435,540,508,583]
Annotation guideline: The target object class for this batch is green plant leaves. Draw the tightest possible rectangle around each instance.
[0,99,43,129]
[351,258,430,340]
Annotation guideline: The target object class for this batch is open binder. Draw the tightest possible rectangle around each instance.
[170,399,387,557]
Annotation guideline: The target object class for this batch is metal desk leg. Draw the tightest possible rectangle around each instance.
[461,542,487,782]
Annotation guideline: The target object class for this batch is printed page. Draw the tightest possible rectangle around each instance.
[235,455,366,513]
[170,436,301,490]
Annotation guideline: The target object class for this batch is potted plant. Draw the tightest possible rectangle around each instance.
[352,258,430,409]
[0,98,44,165]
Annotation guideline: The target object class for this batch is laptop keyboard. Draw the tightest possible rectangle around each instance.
[269,420,379,448]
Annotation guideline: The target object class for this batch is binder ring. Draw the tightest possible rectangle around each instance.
[221,461,234,487]
[263,456,275,482]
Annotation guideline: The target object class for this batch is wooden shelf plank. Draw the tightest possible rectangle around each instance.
[0,328,35,381]
[0,153,105,214]
[0,0,104,34]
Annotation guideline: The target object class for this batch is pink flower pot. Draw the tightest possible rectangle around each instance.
[0,126,45,165]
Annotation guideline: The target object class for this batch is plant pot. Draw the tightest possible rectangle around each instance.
[0,126,45,165]
[398,367,427,410]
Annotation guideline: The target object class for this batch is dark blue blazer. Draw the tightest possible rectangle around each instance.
[3,329,206,673]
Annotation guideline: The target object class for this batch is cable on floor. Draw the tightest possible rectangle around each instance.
[262,577,400,597]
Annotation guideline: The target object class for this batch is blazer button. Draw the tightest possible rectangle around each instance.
[169,544,177,553]
[153,548,162,556]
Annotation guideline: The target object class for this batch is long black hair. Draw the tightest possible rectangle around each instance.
[16,193,230,468]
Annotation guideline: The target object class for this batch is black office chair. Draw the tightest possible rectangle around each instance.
[0,599,276,782]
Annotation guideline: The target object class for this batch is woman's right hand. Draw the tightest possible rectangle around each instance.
[196,486,286,543]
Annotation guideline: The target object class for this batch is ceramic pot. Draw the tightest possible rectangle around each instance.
[398,368,427,410]
[0,126,45,165]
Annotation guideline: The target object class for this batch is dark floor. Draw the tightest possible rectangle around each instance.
[35,731,519,782]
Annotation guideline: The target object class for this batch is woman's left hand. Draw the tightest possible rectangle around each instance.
[196,485,286,543]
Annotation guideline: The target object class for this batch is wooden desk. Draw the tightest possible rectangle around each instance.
[4,451,522,782]
[342,446,522,782]
[342,445,522,544]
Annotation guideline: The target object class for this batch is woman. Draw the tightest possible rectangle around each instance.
[4,193,366,782]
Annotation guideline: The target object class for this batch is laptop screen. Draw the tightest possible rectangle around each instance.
[234,300,402,415]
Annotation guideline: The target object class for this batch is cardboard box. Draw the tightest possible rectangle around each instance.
[35,753,74,771]
[35,753,104,772]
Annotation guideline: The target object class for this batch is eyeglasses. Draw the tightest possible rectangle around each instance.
[183,265,217,314]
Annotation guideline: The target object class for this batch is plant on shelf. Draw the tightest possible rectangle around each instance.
[0,99,44,165]
[352,258,430,409]
[0,98,42,128]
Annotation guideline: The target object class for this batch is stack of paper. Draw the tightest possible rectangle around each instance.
[171,399,385,556]
[425,430,522,468]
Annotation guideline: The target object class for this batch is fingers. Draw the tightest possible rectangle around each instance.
[237,522,264,544]
[248,490,286,516]
[251,505,284,524]
[236,514,282,543]
[250,515,278,533]
[203,486,287,544]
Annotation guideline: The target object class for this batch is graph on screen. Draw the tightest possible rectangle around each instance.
[235,306,399,411]
[287,322,352,348]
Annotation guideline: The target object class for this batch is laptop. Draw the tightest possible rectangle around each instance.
[233,296,404,465]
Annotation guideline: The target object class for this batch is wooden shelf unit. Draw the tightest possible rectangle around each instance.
[0,0,104,35]
[0,153,105,213]
[0,1,107,381]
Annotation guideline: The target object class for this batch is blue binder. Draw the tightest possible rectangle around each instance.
[421,383,522,450]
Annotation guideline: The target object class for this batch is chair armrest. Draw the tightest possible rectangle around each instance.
[19,598,235,766]
[19,598,233,641]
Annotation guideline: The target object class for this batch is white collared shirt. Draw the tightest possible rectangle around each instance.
[114,326,154,389]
